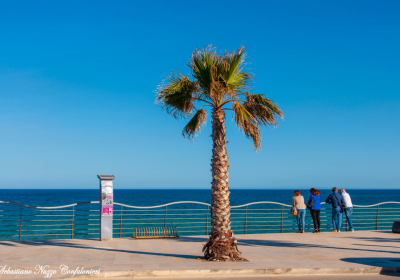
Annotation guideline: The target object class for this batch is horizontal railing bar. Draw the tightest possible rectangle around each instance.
[115,209,208,212]
[352,222,383,225]
[20,224,75,227]
[231,209,291,211]
[20,233,72,236]
[25,215,73,217]
[20,219,73,222]
[115,213,208,217]
[34,210,73,212]
[177,230,208,233]
[20,229,72,232]
[115,225,207,230]
[0,201,99,209]
[114,201,211,209]
[117,222,166,225]
[115,218,207,221]
[116,221,208,225]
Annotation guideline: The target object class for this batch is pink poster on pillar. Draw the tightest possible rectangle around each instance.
[102,205,113,216]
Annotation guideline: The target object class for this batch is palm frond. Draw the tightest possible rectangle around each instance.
[232,101,255,129]
[233,100,262,152]
[156,71,197,118]
[189,46,218,97]
[243,93,284,126]
[182,109,207,141]
[220,47,252,94]
[242,120,261,152]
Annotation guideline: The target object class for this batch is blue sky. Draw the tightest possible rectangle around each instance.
[1,0,399,189]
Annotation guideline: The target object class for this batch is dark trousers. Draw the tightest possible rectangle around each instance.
[310,209,321,229]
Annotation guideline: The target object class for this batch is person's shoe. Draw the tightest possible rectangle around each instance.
[331,229,337,232]
[302,231,305,233]
[313,229,318,233]
[337,230,340,232]
[348,229,354,232]
[296,230,302,233]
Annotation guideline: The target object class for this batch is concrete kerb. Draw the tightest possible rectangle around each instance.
[73,267,400,279]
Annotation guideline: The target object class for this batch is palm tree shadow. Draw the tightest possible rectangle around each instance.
[235,239,400,255]
[0,239,199,260]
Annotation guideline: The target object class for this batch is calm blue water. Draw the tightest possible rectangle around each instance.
[1,189,399,206]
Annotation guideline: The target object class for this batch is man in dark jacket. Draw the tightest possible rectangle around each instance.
[325,187,344,232]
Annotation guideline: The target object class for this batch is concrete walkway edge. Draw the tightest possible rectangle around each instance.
[76,267,400,279]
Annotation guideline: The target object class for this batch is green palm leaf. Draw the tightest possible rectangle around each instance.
[190,46,217,96]
[156,72,197,118]
[182,109,207,141]
[243,93,284,126]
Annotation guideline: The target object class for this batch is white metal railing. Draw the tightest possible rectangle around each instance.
[112,201,400,237]
[0,200,399,240]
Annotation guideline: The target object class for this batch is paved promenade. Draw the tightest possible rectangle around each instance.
[0,230,399,279]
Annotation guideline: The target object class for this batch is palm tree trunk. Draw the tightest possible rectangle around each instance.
[202,107,245,261]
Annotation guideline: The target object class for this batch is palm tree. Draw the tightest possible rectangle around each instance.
[156,46,283,261]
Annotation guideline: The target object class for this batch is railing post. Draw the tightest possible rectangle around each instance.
[120,206,123,238]
[71,206,74,239]
[19,206,22,241]
[206,206,209,235]
[280,206,283,233]
[164,206,167,227]
[244,206,248,234]
[376,205,379,230]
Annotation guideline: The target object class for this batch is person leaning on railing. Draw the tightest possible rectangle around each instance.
[307,189,321,233]
[325,187,345,232]
[293,190,307,233]
[340,189,354,232]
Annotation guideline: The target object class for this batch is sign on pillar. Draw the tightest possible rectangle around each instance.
[97,175,115,241]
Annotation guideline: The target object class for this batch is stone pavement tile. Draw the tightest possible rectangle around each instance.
[112,264,131,269]
[99,265,114,270]
[129,264,143,269]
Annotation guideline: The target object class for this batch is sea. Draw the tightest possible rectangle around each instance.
[1,189,399,207]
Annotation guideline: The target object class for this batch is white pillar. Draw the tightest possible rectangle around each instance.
[98,175,115,241]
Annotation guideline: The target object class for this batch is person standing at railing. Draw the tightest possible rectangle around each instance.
[325,187,345,232]
[340,189,354,232]
[307,189,321,233]
[293,190,306,233]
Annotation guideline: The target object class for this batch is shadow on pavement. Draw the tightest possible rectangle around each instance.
[341,258,400,277]
[0,239,199,260]
[233,238,400,255]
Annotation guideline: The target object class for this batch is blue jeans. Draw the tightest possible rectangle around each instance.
[297,209,306,231]
[332,207,342,230]
[345,207,354,230]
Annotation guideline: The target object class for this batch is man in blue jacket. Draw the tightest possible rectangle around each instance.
[325,187,344,232]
